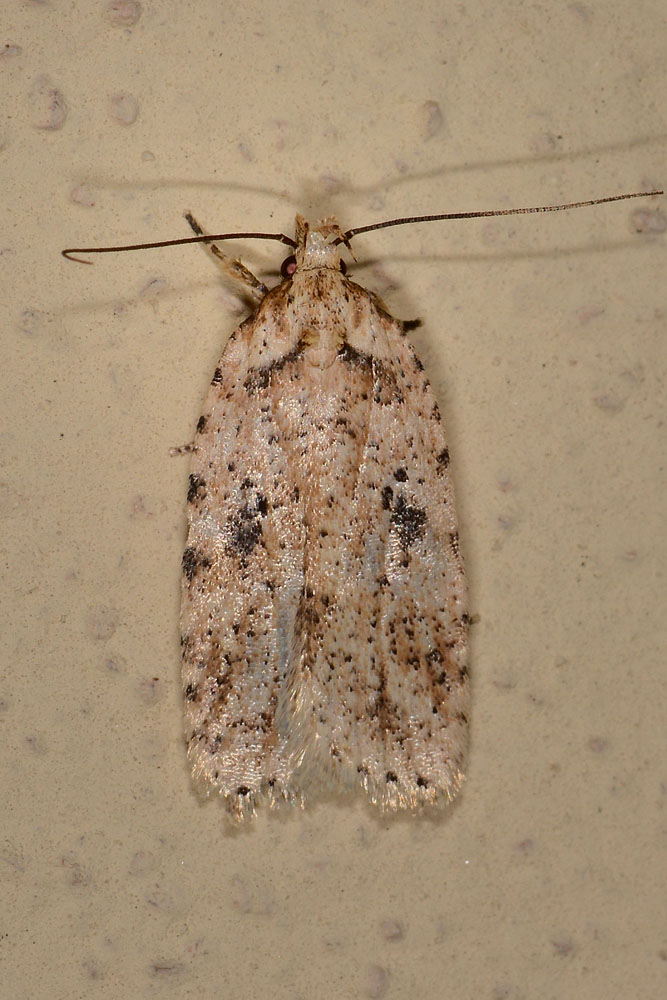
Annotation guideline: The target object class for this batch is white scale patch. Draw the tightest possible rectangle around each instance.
[180,215,469,820]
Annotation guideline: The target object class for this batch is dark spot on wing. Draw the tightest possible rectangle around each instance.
[243,344,305,394]
[338,343,373,373]
[390,495,427,550]
[436,447,450,470]
[372,358,404,405]
[182,546,211,581]
[226,501,263,559]
[187,474,207,503]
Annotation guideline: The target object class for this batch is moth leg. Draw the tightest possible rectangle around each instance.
[169,441,195,457]
[184,212,268,302]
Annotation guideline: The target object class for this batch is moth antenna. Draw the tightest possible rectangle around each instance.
[62,230,297,264]
[339,190,663,244]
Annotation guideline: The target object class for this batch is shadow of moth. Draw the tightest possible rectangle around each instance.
[63,188,662,821]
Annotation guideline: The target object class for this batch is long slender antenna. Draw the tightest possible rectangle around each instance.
[62,189,662,263]
[338,190,663,244]
[62,230,297,264]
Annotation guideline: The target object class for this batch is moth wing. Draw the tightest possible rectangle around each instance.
[180,304,305,820]
[299,305,469,810]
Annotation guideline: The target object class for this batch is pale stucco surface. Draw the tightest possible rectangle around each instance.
[2,2,666,998]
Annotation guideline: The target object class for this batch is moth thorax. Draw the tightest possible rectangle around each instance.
[297,226,343,272]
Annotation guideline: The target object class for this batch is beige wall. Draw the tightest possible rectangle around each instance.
[2,1,665,997]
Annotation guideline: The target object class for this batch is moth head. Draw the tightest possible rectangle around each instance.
[284,214,348,277]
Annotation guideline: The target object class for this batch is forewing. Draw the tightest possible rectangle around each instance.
[180,290,306,820]
[298,291,469,810]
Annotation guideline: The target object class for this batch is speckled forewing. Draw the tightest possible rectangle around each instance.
[180,285,307,819]
[290,280,469,810]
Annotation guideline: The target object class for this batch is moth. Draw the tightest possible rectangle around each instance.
[181,214,469,820]
[62,187,661,820]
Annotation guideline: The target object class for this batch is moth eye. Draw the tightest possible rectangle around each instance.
[339,259,347,275]
[280,254,297,278]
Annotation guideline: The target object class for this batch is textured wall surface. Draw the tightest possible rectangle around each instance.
[2,2,665,998]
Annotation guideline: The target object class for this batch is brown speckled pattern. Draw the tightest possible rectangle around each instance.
[180,217,469,820]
